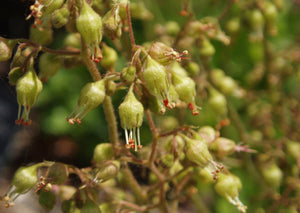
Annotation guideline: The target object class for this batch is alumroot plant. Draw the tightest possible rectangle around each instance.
[1,0,299,212]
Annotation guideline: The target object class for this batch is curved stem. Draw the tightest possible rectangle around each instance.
[126,2,136,52]
[146,110,158,164]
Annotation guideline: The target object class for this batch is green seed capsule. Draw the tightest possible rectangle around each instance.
[93,143,114,164]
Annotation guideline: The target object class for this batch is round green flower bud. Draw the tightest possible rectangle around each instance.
[226,17,240,35]
[15,66,43,126]
[197,126,216,144]
[215,173,247,212]
[263,2,278,24]
[121,65,136,83]
[286,140,300,159]
[51,5,70,28]
[199,39,215,57]
[119,88,144,151]
[261,163,282,190]
[102,5,122,40]
[142,56,171,109]
[93,143,114,164]
[208,87,227,117]
[209,137,236,159]
[76,0,103,62]
[185,61,200,77]
[99,44,118,70]
[29,24,53,46]
[165,21,180,37]
[12,164,40,194]
[67,79,106,124]
[94,160,120,183]
[247,9,264,31]
[39,53,62,81]
[0,37,17,62]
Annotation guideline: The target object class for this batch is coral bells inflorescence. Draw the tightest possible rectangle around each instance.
[76,0,103,62]
[15,66,43,126]
[118,86,144,151]
[67,79,106,124]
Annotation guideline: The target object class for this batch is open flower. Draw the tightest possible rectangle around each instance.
[67,79,105,124]
[15,67,43,126]
[118,86,144,151]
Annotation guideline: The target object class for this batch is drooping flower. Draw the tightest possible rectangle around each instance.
[15,66,43,126]
[76,0,103,62]
[118,86,144,151]
[67,79,106,124]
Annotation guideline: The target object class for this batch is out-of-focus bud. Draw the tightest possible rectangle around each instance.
[38,53,62,81]
[29,24,53,46]
[51,4,70,28]
[197,126,217,144]
[208,87,227,118]
[102,5,122,40]
[214,173,247,213]
[148,42,188,66]
[142,56,172,109]
[105,80,116,96]
[94,160,120,183]
[161,154,174,168]
[199,38,215,57]
[185,61,200,77]
[209,137,236,159]
[130,2,153,20]
[15,65,43,126]
[93,143,114,164]
[67,79,106,124]
[99,44,118,70]
[226,17,240,35]
[247,9,264,40]
[63,33,81,49]
[262,2,278,35]
[121,65,136,83]
[165,21,180,36]
[119,87,144,151]
[286,140,300,159]
[76,0,103,62]
[210,69,239,96]
[0,37,17,62]
[261,163,283,190]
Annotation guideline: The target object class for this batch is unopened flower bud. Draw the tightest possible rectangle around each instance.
[214,173,247,213]
[165,21,180,36]
[210,69,238,95]
[15,66,43,126]
[148,42,187,66]
[226,17,240,35]
[130,2,153,20]
[63,33,81,49]
[67,79,106,124]
[247,9,265,31]
[209,137,236,159]
[208,87,227,117]
[119,87,144,151]
[142,56,172,109]
[172,72,198,115]
[286,140,300,159]
[38,53,62,81]
[0,37,17,62]
[102,5,122,40]
[121,65,136,83]
[197,126,217,144]
[261,163,282,190]
[29,24,53,46]
[199,38,215,57]
[93,143,114,164]
[185,61,200,77]
[99,44,118,70]
[76,0,103,62]
[51,4,70,28]
[94,161,120,183]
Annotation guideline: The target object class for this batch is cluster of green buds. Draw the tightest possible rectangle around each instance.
[67,79,106,124]
[118,86,144,151]
[214,173,247,212]
[76,0,103,62]
[15,63,43,126]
